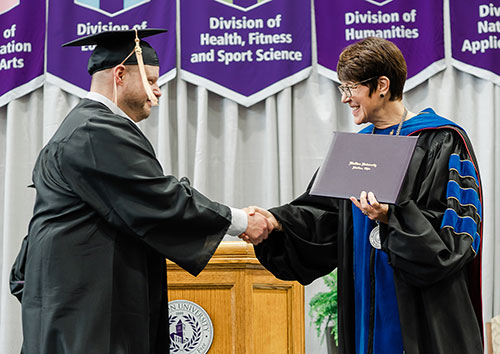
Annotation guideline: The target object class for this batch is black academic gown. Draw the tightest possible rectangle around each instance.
[255,126,484,354]
[11,99,231,354]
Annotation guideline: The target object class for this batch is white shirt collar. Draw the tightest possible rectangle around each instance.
[86,92,138,127]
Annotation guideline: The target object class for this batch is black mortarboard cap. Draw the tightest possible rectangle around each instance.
[62,28,167,75]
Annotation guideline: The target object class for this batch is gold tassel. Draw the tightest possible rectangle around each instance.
[132,29,158,106]
[114,29,159,106]
[113,76,118,105]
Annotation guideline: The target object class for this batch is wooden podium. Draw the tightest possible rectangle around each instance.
[167,241,305,354]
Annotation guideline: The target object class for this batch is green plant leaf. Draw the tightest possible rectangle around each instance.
[308,269,338,344]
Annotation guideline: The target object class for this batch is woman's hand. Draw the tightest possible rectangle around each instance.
[238,206,281,244]
[350,191,389,224]
[244,206,282,231]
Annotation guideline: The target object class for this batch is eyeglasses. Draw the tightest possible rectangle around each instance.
[338,76,379,98]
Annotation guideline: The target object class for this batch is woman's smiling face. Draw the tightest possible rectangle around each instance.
[340,80,380,126]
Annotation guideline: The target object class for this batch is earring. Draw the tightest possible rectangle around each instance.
[380,93,385,98]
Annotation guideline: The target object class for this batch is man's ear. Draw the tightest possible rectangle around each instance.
[113,65,126,86]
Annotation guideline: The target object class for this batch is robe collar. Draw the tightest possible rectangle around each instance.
[358,108,461,136]
[86,91,139,127]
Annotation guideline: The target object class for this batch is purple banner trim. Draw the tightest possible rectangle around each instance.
[316,0,444,90]
[0,0,45,106]
[450,0,500,84]
[180,0,311,107]
[47,0,176,96]
[100,0,124,14]
[234,0,255,7]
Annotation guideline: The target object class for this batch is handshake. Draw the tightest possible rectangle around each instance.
[238,206,283,246]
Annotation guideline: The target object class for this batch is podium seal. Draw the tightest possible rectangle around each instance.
[168,300,214,354]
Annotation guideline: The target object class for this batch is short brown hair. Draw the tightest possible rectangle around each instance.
[336,37,407,101]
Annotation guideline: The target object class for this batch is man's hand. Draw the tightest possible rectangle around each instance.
[246,206,282,231]
[238,208,274,245]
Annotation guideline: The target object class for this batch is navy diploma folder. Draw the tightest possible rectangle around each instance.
[310,132,418,204]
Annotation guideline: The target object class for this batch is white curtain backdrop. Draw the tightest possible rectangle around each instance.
[1,1,499,353]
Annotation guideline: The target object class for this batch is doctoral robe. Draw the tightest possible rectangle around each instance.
[255,109,483,354]
[11,99,231,354]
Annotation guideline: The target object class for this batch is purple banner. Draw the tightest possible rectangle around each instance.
[0,0,45,107]
[316,0,444,91]
[180,0,312,107]
[451,0,500,85]
[47,0,176,97]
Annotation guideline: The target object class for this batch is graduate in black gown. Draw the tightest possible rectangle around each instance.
[248,38,484,354]
[9,29,272,354]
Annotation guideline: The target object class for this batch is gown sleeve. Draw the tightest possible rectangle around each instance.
[255,176,341,285]
[380,128,482,287]
[56,116,231,275]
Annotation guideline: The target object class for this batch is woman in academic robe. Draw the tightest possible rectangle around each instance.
[249,37,484,354]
